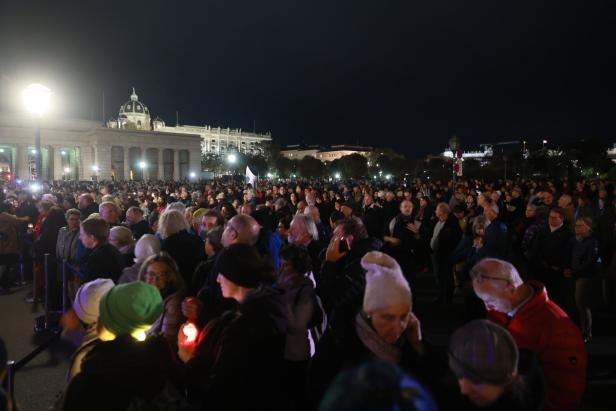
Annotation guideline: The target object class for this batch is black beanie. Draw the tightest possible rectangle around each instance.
[214,244,268,288]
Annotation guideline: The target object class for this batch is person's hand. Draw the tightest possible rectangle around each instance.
[406,223,418,233]
[181,297,203,322]
[177,329,196,364]
[60,309,80,332]
[325,236,347,263]
[406,312,424,355]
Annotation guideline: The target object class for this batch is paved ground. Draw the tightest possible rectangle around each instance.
[1,275,615,410]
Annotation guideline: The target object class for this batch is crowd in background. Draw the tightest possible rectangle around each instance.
[1,174,614,411]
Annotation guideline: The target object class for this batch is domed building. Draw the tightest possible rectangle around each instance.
[108,87,151,130]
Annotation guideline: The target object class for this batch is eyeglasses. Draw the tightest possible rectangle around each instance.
[145,271,169,281]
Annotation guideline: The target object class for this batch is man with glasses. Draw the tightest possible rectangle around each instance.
[470,258,586,411]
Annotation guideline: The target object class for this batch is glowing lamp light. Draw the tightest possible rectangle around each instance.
[292,174,297,178]
[61,150,66,156]
[22,83,52,116]
[139,161,146,169]
[31,149,37,154]
[227,153,237,164]
[334,173,341,179]
[179,322,198,346]
[64,167,70,173]
[29,183,41,192]
[386,174,392,180]
[132,330,147,342]
[542,139,548,144]
[189,171,196,178]
[267,172,273,178]
[91,165,99,172]
[0,148,4,153]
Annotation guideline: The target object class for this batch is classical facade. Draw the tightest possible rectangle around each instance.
[108,88,272,156]
[280,145,373,163]
[0,111,201,181]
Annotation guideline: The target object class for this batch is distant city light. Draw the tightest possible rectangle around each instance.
[292,174,296,178]
[227,153,237,163]
[267,172,273,178]
[386,174,392,180]
[334,173,341,179]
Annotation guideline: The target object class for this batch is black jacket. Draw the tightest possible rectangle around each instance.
[318,237,382,317]
[566,235,599,279]
[161,230,205,287]
[62,335,182,411]
[535,224,572,274]
[81,243,124,283]
[186,286,288,411]
[432,215,462,259]
[127,220,152,240]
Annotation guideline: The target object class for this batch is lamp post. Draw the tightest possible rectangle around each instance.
[139,161,146,180]
[22,84,51,181]
[227,153,237,175]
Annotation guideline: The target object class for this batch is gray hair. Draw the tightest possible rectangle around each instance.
[166,201,186,215]
[158,210,190,240]
[436,202,450,214]
[292,214,319,241]
[99,201,120,215]
[469,258,523,287]
[471,215,488,233]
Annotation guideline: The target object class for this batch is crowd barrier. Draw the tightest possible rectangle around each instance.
[2,257,81,406]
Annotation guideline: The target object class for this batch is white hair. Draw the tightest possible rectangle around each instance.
[158,210,190,240]
[470,258,523,287]
[166,201,186,215]
[292,214,319,241]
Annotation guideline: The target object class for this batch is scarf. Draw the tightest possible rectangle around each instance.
[354,311,402,364]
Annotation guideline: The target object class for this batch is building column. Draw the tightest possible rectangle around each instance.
[53,146,63,181]
[17,144,30,180]
[158,148,164,180]
[123,147,130,180]
[173,149,180,180]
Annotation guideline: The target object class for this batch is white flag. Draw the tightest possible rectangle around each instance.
[246,166,257,187]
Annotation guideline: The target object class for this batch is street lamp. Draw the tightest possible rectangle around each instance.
[334,172,341,179]
[22,83,51,181]
[189,171,196,179]
[227,153,237,164]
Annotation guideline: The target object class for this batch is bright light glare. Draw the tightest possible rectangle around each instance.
[334,173,341,179]
[189,172,196,178]
[31,149,37,154]
[22,83,52,115]
[64,167,70,173]
[139,161,146,169]
[386,174,392,180]
[61,151,66,155]
[267,172,273,178]
[92,165,99,172]
[227,154,237,163]
[29,183,41,192]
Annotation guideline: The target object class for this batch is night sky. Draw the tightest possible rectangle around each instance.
[0,1,614,158]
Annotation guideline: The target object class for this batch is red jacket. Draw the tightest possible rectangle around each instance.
[488,281,587,411]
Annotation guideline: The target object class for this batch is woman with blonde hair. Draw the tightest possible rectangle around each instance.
[159,210,204,286]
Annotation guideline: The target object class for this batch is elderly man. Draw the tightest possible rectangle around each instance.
[480,203,509,259]
[288,214,325,280]
[124,206,151,240]
[470,258,586,411]
[430,203,462,304]
[182,213,262,326]
[99,201,121,227]
[78,193,98,220]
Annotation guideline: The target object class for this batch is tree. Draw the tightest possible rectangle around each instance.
[246,155,268,176]
[274,156,297,177]
[340,154,368,179]
[298,155,324,178]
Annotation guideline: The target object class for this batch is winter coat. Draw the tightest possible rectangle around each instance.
[161,230,204,287]
[62,335,183,411]
[33,208,66,261]
[118,261,142,284]
[432,215,462,259]
[194,255,237,327]
[81,243,124,283]
[482,219,509,259]
[126,219,152,241]
[186,285,288,411]
[487,282,587,411]
[566,235,599,279]
[318,237,382,317]
[55,227,80,267]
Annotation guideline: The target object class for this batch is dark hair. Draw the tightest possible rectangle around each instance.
[319,361,437,411]
[205,209,226,227]
[127,206,144,216]
[329,210,345,225]
[340,217,369,242]
[0,201,13,213]
[81,218,109,243]
[279,244,312,276]
[549,207,566,220]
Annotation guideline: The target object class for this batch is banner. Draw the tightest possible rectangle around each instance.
[246,166,257,186]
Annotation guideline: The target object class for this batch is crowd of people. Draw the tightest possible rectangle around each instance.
[1,174,614,411]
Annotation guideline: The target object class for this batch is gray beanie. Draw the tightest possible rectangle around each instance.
[448,320,518,384]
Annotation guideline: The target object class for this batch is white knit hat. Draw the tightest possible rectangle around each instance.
[134,234,161,263]
[361,251,412,313]
[73,278,115,324]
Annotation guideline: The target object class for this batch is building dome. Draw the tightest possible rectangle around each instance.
[117,87,151,130]
[119,87,150,116]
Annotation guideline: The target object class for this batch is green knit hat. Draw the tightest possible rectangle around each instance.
[98,282,163,338]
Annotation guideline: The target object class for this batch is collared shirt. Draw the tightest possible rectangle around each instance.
[507,285,535,318]
[549,223,563,233]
